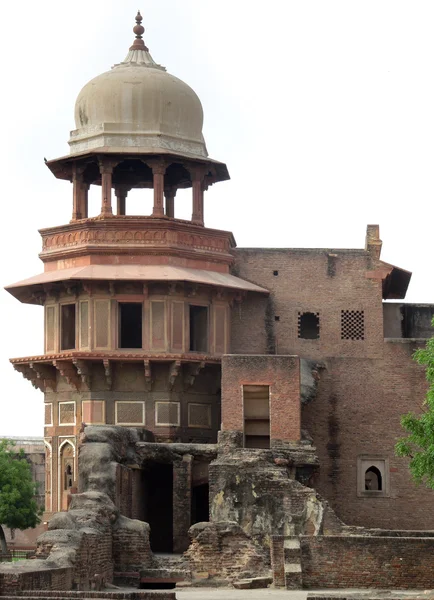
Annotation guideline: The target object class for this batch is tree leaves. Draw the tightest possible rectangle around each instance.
[0,439,42,531]
[395,317,434,488]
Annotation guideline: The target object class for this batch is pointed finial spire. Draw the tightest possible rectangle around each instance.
[130,10,149,52]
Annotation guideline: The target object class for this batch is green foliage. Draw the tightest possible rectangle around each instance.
[395,317,434,488]
[0,439,42,531]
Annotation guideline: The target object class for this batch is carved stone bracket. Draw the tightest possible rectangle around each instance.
[63,282,79,298]
[14,364,44,392]
[52,360,81,390]
[144,360,152,391]
[103,359,112,390]
[72,359,91,389]
[184,361,205,391]
[29,362,57,392]
[31,292,46,305]
[168,360,181,391]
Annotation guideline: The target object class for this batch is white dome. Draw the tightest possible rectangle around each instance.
[69,14,208,159]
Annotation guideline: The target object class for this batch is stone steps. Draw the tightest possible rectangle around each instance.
[284,537,302,590]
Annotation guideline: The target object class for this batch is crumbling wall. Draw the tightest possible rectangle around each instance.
[0,426,153,593]
[209,431,327,548]
[184,521,268,585]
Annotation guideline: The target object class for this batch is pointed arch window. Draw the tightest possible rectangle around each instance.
[357,457,389,497]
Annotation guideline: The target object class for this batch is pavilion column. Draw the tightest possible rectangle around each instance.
[115,186,130,216]
[99,159,117,217]
[165,187,176,218]
[150,161,166,217]
[71,165,85,221]
[191,168,205,226]
[81,183,89,219]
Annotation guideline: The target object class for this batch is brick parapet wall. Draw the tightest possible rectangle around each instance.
[300,535,434,589]
[0,567,72,594]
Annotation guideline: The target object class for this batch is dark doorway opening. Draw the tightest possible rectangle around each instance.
[60,304,76,350]
[119,302,143,349]
[143,463,173,553]
[298,312,320,339]
[189,305,208,352]
[365,466,382,491]
[191,483,209,524]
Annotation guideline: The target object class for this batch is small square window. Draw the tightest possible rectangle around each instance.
[298,312,320,339]
[273,270,279,276]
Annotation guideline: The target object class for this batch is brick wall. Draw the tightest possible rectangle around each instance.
[185,522,267,584]
[302,340,433,529]
[221,355,300,443]
[233,248,434,530]
[301,535,434,589]
[0,566,72,594]
[112,517,153,571]
[232,249,385,360]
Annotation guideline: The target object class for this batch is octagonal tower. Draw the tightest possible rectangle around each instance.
[6,13,267,517]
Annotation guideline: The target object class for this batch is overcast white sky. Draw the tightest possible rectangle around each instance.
[0,1,433,436]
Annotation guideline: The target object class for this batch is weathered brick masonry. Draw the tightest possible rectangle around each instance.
[301,535,434,589]
[232,247,433,529]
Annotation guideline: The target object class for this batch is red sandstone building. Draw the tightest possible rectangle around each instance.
[5,13,434,554]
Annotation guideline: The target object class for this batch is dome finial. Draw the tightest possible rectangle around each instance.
[130,9,149,52]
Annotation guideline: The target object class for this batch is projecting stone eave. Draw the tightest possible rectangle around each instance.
[5,265,269,305]
[45,149,230,184]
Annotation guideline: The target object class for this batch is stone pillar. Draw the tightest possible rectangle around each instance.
[151,162,166,217]
[115,186,129,216]
[81,183,89,219]
[99,159,116,216]
[165,187,176,218]
[173,454,192,553]
[191,169,205,226]
[270,536,285,588]
[72,165,85,221]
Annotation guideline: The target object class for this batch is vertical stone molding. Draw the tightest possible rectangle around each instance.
[191,168,205,226]
[72,165,85,221]
[165,186,176,218]
[115,185,130,216]
[99,159,116,216]
[81,183,90,219]
[173,454,192,553]
[150,161,167,217]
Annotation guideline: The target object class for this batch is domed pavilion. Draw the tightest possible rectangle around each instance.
[5,12,268,539]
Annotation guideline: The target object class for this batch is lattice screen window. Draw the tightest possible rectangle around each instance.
[59,402,75,425]
[341,310,365,340]
[82,401,105,424]
[44,403,53,426]
[155,402,180,426]
[115,401,145,425]
[188,403,212,429]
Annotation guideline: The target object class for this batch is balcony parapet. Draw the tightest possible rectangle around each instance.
[39,216,235,267]
[11,352,220,393]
